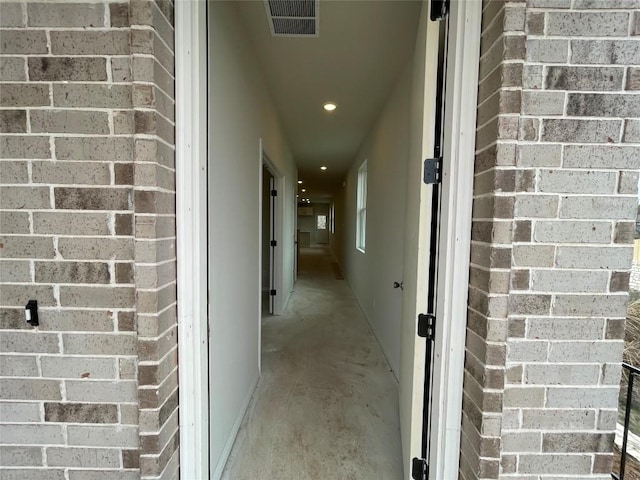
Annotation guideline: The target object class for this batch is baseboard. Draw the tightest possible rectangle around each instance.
[211,374,260,480]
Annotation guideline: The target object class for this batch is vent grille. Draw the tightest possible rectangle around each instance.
[264,0,319,37]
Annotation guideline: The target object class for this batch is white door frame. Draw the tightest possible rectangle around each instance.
[175,1,209,479]
[427,1,482,478]
[174,1,481,479]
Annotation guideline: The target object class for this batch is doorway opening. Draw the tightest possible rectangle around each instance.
[176,1,482,479]
[261,164,276,316]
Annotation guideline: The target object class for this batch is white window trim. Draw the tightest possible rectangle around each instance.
[356,160,367,252]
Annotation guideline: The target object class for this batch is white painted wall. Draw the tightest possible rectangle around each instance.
[207,2,296,476]
[337,61,412,376]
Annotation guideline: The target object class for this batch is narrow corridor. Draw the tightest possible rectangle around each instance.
[222,246,403,479]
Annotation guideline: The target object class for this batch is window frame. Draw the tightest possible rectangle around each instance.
[356,160,367,252]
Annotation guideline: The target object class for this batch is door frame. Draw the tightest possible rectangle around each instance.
[174,1,481,479]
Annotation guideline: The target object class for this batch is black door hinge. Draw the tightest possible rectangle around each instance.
[271,189,277,197]
[412,457,429,480]
[270,289,277,296]
[270,240,277,247]
[423,157,442,185]
[417,314,436,341]
[430,0,450,21]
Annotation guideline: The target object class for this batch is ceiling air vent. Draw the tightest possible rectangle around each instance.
[264,0,319,37]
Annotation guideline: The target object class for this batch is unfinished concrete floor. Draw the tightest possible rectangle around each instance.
[221,245,403,479]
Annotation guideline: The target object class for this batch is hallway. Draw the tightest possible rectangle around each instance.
[222,246,403,479]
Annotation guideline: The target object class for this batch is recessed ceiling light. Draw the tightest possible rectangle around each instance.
[301,189,306,192]
[320,166,327,171]
[323,102,337,112]
[298,180,303,184]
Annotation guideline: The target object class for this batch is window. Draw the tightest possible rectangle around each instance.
[316,214,327,230]
[329,203,335,234]
[356,160,367,252]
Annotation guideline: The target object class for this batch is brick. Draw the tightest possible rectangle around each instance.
[111,57,131,82]
[546,66,624,92]
[37,309,114,333]
[0,161,28,183]
[518,454,591,474]
[68,424,138,447]
[521,91,565,116]
[31,110,109,135]
[0,30,47,54]
[564,146,640,169]
[556,245,632,269]
[547,12,629,36]
[0,110,26,133]
[610,271,630,292]
[598,409,619,430]
[0,236,54,259]
[539,170,617,194]
[59,286,134,308]
[543,432,613,453]
[0,355,38,376]
[54,187,130,210]
[0,446,42,466]
[501,431,541,452]
[53,84,132,109]
[28,57,107,82]
[0,3,24,27]
[628,67,640,90]
[28,3,104,27]
[33,161,111,186]
[35,261,110,284]
[135,190,175,214]
[0,186,50,209]
[0,378,61,400]
[514,194,558,218]
[534,221,612,244]
[0,331,59,354]
[118,311,135,331]
[0,211,29,234]
[0,260,31,282]
[0,470,65,480]
[63,333,136,355]
[508,340,548,362]
[65,380,137,403]
[527,318,605,340]
[68,471,139,480]
[568,93,640,118]
[110,3,130,27]
[532,269,609,293]
[0,84,49,107]
[0,284,55,307]
[574,0,640,7]
[113,110,133,134]
[554,295,628,317]
[560,196,637,219]
[116,262,134,284]
[526,39,568,63]
[0,57,26,81]
[45,403,118,424]
[513,245,555,268]
[525,364,600,385]
[522,409,595,430]
[571,40,640,65]
[46,446,120,468]
[504,387,545,408]
[50,31,129,55]
[55,137,133,162]
[541,119,621,143]
[41,356,116,379]
[0,424,65,445]
[623,120,640,142]
[0,135,50,159]
[517,145,561,169]
[0,402,41,422]
[115,163,134,185]
[33,212,110,236]
[58,238,133,260]
[549,341,623,363]
[116,213,134,236]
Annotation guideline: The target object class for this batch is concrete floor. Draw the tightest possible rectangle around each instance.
[222,245,403,479]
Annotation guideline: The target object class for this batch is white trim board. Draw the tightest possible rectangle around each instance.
[428,1,482,478]
[175,1,209,479]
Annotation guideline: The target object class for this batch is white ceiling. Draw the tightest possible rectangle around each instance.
[235,0,422,201]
